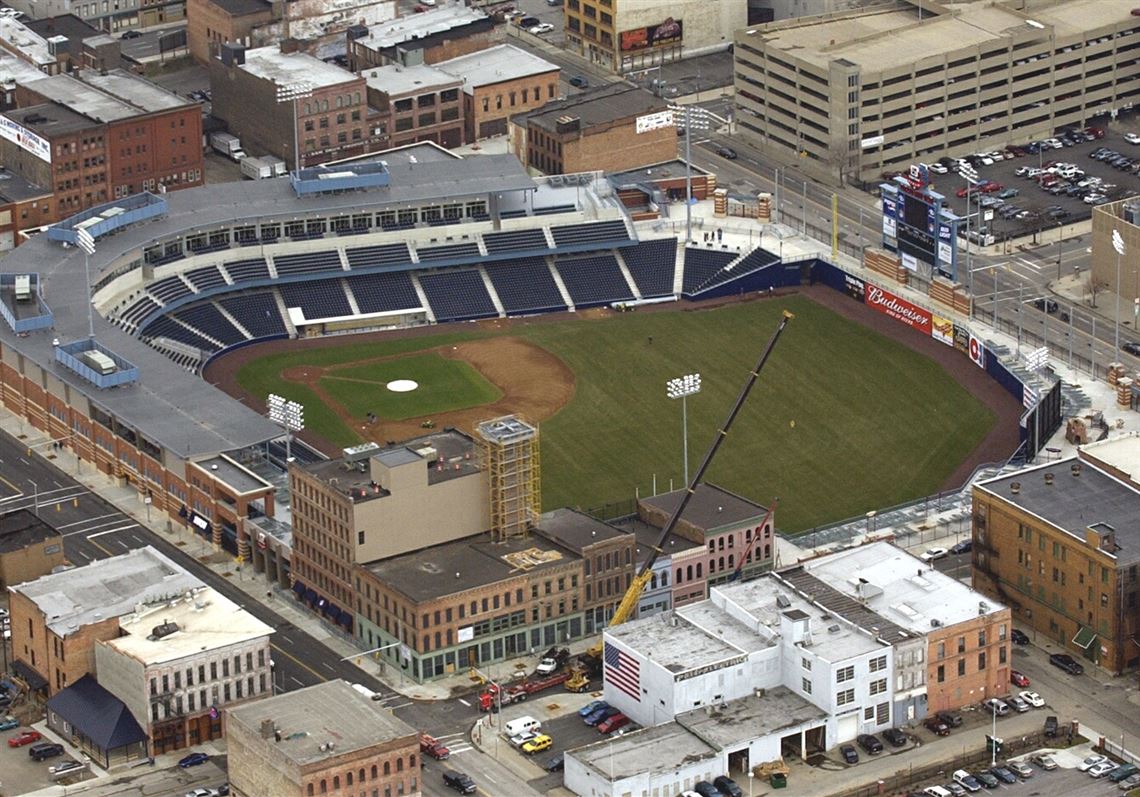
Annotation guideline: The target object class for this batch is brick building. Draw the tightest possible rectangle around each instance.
[0,167,54,250]
[346,3,495,72]
[226,680,420,797]
[435,44,559,141]
[363,62,464,150]
[637,484,775,608]
[972,437,1140,674]
[7,546,202,698]
[509,84,675,175]
[187,0,272,64]
[209,44,383,169]
[0,509,65,589]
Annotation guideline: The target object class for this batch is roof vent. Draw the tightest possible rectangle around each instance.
[149,620,179,640]
[1044,472,1054,485]
[931,618,942,627]
[1071,463,1082,477]
[1010,481,1021,494]
[828,624,841,633]
[775,594,791,609]
[979,601,989,615]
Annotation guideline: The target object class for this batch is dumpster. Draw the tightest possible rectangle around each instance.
[771,773,787,788]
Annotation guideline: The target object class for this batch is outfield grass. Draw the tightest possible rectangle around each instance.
[319,353,501,422]
[234,297,996,532]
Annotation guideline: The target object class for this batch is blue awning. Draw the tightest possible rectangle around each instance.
[338,609,353,627]
[303,588,317,604]
[292,580,306,596]
[324,601,339,618]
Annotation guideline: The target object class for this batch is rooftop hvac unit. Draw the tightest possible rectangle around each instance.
[150,620,180,640]
[1124,202,1140,226]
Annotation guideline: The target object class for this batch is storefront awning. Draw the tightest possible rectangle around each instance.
[291,579,306,596]
[338,609,353,627]
[1072,626,1097,650]
[11,659,47,691]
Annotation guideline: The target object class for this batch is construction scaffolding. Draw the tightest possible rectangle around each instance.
[475,415,541,542]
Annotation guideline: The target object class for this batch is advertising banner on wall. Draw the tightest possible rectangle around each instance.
[620,18,683,51]
[844,273,865,302]
[866,284,932,335]
[0,116,51,163]
[953,323,970,355]
[636,110,675,134]
[931,314,954,346]
[969,333,986,369]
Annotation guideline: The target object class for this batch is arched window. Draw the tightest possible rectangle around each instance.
[625,549,631,564]
[727,536,734,548]
[336,96,343,108]
[409,753,416,768]
[355,91,361,104]
[304,102,311,115]
[728,555,734,568]
[347,772,353,786]
[696,563,703,578]
[661,570,668,587]
[764,543,771,559]
[676,567,683,583]
[332,776,339,789]
[650,574,657,590]
[718,556,725,572]
[708,542,715,554]
[359,768,365,782]
[307,784,314,796]
[371,765,378,779]
[745,528,752,541]
[396,758,404,772]
[319,780,327,794]
[686,565,693,580]
[384,762,391,776]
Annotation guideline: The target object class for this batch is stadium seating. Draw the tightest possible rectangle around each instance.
[120,296,161,329]
[344,271,421,314]
[681,247,737,294]
[416,242,481,262]
[483,229,549,255]
[621,239,677,298]
[554,255,633,308]
[224,258,271,284]
[141,315,220,352]
[346,244,410,270]
[500,209,528,219]
[273,251,343,277]
[484,258,566,315]
[533,204,577,216]
[218,292,287,337]
[551,220,630,248]
[418,270,497,322]
[147,275,192,305]
[172,302,246,346]
[184,265,229,292]
[686,247,779,295]
[278,279,352,319]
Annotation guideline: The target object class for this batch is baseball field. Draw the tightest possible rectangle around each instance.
[220,293,1003,533]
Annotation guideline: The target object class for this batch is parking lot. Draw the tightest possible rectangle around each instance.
[0,725,92,795]
[930,128,1140,240]
[910,752,1132,797]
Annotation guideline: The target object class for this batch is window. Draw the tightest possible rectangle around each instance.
[801,657,811,671]
[802,677,812,694]
[957,659,966,676]
[876,702,889,725]
[869,678,887,695]
[836,665,855,683]
[865,706,875,721]
[999,645,1007,664]
[937,664,945,683]
[957,636,966,653]
[869,655,887,672]
[978,630,986,646]
[836,688,855,706]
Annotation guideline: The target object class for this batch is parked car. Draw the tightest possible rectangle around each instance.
[716,147,738,160]
[1089,761,1118,778]
[882,728,907,747]
[953,770,982,792]
[521,734,552,755]
[840,745,859,764]
[1079,754,1108,772]
[857,734,883,754]
[597,713,630,734]
[1123,341,1140,356]
[1032,753,1058,770]
[545,753,565,772]
[528,23,554,34]
[568,75,589,88]
[8,730,42,747]
[1009,696,1031,713]
[990,766,1017,785]
[1010,629,1029,645]
[1010,670,1030,686]
[1043,715,1059,737]
[585,705,620,726]
[982,698,1009,716]
[1108,763,1139,783]
[1018,691,1044,708]
[178,752,210,768]
[185,789,219,797]
[1007,761,1034,779]
[924,716,951,736]
[949,540,972,554]
[714,776,744,797]
[443,770,477,794]
[0,716,18,731]
[920,547,948,563]
[508,731,539,749]
[1125,133,1140,144]
[937,711,963,727]
[944,783,966,797]
[1049,653,1084,675]
[1117,773,1140,791]
[693,782,725,797]
[120,29,142,38]
[579,700,608,718]
[975,771,999,789]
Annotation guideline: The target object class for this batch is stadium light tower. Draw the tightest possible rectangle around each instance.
[666,373,701,485]
[669,105,713,244]
[959,163,979,301]
[1113,229,1125,363]
[276,80,314,173]
[267,393,304,464]
[76,227,96,338]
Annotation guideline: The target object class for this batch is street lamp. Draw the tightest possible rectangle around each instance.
[267,394,305,463]
[1112,229,1125,362]
[670,105,713,244]
[666,373,701,485]
[276,81,314,173]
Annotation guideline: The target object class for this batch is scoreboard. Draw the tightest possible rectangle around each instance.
[880,164,961,281]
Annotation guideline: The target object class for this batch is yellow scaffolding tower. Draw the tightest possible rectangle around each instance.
[475,415,541,542]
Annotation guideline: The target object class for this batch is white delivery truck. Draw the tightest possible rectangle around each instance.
[240,156,274,180]
[209,132,246,162]
[261,155,287,177]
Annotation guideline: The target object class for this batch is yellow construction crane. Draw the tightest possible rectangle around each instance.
[587,310,794,660]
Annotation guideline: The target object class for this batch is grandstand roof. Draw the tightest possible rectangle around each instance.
[0,154,536,458]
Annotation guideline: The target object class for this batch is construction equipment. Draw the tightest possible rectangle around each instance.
[477,670,575,710]
[588,310,794,658]
[564,668,590,693]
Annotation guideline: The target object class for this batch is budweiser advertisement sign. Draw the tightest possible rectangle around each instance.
[866,284,931,335]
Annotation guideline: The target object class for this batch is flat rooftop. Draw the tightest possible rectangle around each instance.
[365,531,577,604]
[536,508,627,552]
[226,680,416,766]
[775,566,910,644]
[1079,433,1140,486]
[0,154,535,457]
[107,587,273,664]
[0,16,53,66]
[79,69,189,113]
[798,541,1007,631]
[241,46,358,89]
[5,103,100,136]
[611,515,701,567]
[209,0,269,15]
[977,455,1140,567]
[436,44,558,94]
[676,687,827,749]
[569,721,718,781]
[606,610,752,674]
[0,509,60,554]
[356,5,488,49]
[363,63,459,97]
[194,455,272,495]
[676,600,773,654]
[521,85,665,132]
[610,160,713,186]
[0,167,50,202]
[23,74,150,123]
[743,0,1140,73]
[640,483,768,532]
[12,546,203,637]
[0,51,54,87]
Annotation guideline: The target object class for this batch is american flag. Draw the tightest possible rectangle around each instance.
[604,642,641,702]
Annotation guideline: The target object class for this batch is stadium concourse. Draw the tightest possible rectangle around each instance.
[0,154,787,577]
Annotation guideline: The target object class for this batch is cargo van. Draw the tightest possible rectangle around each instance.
[503,716,541,737]
[351,682,382,701]
[79,350,116,375]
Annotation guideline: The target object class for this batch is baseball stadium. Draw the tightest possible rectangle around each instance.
[0,149,1044,619]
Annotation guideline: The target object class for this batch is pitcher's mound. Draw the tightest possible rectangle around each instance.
[386,379,418,393]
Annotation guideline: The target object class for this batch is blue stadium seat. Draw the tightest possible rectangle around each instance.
[218,293,287,337]
[681,247,737,293]
[686,247,779,295]
[273,251,343,277]
[278,279,352,319]
[344,272,420,314]
[483,229,549,255]
[417,270,497,322]
[550,220,630,248]
[184,265,229,292]
[172,303,246,346]
[346,244,410,269]
[554,255,633,308]
[484,258,566,315]
[225,259,271,284]
[416,242,481,262]
[621,239,677,298]
[147,275,192,305]
[121,296,161,329]
[141,316,220,352]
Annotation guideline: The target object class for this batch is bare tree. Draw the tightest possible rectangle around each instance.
[1089,276,1110,309]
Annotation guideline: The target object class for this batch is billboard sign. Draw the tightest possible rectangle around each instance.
[866,284,932,335]
[844,274,865,302]
[931,313,954,346]
[861,134,884,149]
[0,116,51,163]
[620,18,683,51]
[636,110,675,134]
[969,333,986,368]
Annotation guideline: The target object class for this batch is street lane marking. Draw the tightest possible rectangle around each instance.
[457,698,470,707]
[271,642,329,685]
[58,513,121,529]
[86,524,141,539]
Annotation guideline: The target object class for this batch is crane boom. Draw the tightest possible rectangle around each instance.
[603,310,794,632]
